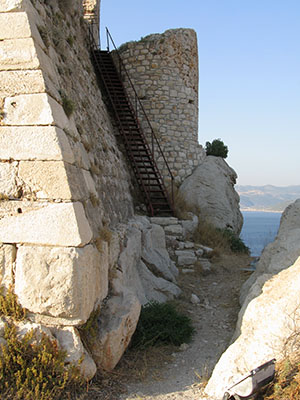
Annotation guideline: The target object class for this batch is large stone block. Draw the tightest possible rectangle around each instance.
[0,12,30,39]
[18,161,89,200]
[0,126,74,163]
[0,70,45,98]
[0,38,39,70]
[0,161,19,197]
[142,224,178,282]
[0,244,15,288]
[89,292,141,371]
[15,244,106,323]
[0,0,22,12]
[0,202,92,247]
[3,93,70,129]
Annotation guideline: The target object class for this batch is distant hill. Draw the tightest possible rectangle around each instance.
[236,185,300,212]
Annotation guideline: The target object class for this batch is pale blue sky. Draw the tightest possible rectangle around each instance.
[100,1,300,186]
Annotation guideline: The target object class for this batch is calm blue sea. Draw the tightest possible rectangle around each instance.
[240,211,282,257]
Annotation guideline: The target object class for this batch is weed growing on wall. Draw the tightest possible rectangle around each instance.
[59,90,75,117]
[130,301,195,349]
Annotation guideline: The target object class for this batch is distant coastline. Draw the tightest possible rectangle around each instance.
[241,208,283,213]
[237,184,300,214]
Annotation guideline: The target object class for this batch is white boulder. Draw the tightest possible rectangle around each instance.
[205,199,300,399]
[178,156,243,234]
[205,256,300,399]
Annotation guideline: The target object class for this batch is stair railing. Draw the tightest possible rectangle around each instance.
[104,27,174,210]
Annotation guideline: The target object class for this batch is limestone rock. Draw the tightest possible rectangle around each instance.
[136,260,181,304]
[150,217,179,226]
[181,213,199,239]
[178,156,243,234]
[205,256,300,399]
[89,292,141,371]
[142,223,178,282]
[0,126,75,163]
[0,38,39,70]
[15,244,106,324]
[0,12,31,40]
[0,244,15,288]
[191,294,200,304]
[175,250,197,266]
[3,93,70,129]
[115,221,181,304]
[0,202,92,247]
[0,162,19,198]
[51,326,96,380]
[240,199,300,304]
[18,161,89,200]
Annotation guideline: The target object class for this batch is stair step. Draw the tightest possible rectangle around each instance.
[91,49,173,217]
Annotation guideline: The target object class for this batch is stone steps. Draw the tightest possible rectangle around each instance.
[150,216,213,273]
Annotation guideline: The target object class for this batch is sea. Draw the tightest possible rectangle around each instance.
[240,211,282,257]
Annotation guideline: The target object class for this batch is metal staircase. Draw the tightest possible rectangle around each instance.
[89,28,174,216]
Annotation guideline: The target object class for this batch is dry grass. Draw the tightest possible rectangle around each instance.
[259,355,300,400]
[193,219,231,254]
[115,345,176,383]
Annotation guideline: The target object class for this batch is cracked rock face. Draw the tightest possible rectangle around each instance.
[205,199,300,399]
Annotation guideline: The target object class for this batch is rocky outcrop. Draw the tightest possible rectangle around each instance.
[82,216,182,371]
[205,199,300,399]
[240,199,300,304]
[178,156,243,234]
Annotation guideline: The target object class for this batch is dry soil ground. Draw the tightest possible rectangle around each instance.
[119,252,252,400]
[84,252,252,400]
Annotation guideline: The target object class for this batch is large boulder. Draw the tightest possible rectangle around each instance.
[178,156,243,234]
[205,256,300,399]
[87,216,181,371]
[240,199,300,304]
[205,199,300,399]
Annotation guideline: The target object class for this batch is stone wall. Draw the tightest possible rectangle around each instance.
[0,0,136,376]
[118,29,206,185]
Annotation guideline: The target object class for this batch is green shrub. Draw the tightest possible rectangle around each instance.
[59,91,75,118]
[130,301,195,349]
[205,138,228,158]
[0,322,83,400]
[193,221,249,255]
[0,286,26,321]
[220,229,250,254]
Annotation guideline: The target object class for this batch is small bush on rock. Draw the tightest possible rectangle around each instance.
[194,221,249,255]
[221,229,250,254]
[130,301,195,349]
[205,138,228,158]
[0,322,83,400]
[0,288,83,399]
[0,286,26,321]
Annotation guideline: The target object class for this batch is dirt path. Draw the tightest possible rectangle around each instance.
[114,253,252,400]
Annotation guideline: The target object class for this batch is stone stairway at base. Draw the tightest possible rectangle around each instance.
[150,216,213,274]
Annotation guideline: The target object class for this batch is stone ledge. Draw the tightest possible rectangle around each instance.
[3,93,70,129]
[0,201,92,246]
[0,37,39,70]
[0,126,75,163]
[0,12,31,40]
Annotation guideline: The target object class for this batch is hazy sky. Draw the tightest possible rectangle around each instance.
[100,1,300,186]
